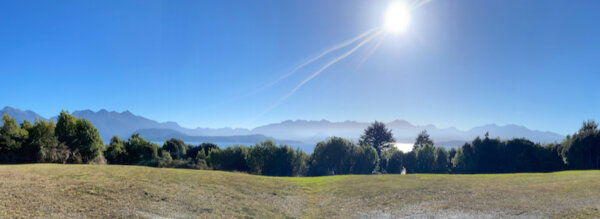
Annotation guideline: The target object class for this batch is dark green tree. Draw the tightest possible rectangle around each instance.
[20,120,33,130]
[385,150,404,174]
[433,147,449,173]
[351,145,379,174]
[208,145,249,172]
[268,145,298,176]
[157,150,173,167]
[247,140,278,175]
[542,143,566,172]
[55,111,103,163]
[308,137,353,176]
[104,136,127,164]
[415,144,435,173]
[402,151,418,173]
[125,134,160,166]
[201,143,219,154]
[162,138,187,160]
[73,119,104,163]
[292,148,309,176]
[562,120,600,169]
[0,113,28,162]
[22,119,62,163]
[359,121,395,158]
[473,136,504,173]
[55,110,77,148]
[452,143,475,173]
[413,130,434,150]
[186,145,202,160]
[190,142,219,158]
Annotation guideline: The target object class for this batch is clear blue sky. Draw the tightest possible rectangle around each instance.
[1,0,599,135]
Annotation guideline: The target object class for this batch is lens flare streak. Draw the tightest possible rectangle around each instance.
[357,33,387,70]
[254,30,385,120]
[410,0,432,10]
[244,27,381,98]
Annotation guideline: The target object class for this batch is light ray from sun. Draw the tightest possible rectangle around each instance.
[247,30,384,122]
[410,0,433,10]
[241,27,381,99]
[407,0,422,9]
[357,33,388,70]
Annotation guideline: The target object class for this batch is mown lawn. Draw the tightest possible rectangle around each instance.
[0,164,598,218]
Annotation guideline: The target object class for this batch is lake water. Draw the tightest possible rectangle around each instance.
[152,141,415,154]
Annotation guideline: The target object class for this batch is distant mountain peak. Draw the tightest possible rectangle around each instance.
[2,106,16,111]
[388,119,412,126]
[1,106,47,124]
[482,123,499,127]
[423,124,437,129]
[279,119,332,124]
[74,109,94,114]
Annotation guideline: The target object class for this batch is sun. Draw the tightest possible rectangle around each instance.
[384,2,411,34]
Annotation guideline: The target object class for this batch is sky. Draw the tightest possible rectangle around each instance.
[1,0,599,135]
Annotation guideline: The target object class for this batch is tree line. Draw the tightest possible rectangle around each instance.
[1,112,599,176]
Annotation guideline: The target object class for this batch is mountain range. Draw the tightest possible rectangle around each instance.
[1,106,565,148]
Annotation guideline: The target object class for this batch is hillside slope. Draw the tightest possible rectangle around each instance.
[0,164,598,218]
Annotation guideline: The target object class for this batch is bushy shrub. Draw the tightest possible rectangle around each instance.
[104,136,127,164]
[351,145,379,174]
[308,137,353,176]
[385,150,404,174]
[55,111,103,163]
[162,138,187,160]
[208,145,249,172]
[562,121,600,169]
[125,134,160,166]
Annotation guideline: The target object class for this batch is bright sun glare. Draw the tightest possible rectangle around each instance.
[385,2,411,34]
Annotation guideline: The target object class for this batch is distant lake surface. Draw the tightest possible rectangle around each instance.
[152,141,416,154]
[153,141,317,153]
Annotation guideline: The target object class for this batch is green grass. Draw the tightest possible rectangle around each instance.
[0,164,598,218]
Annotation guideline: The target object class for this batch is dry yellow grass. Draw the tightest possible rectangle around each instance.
[0,164,598,218]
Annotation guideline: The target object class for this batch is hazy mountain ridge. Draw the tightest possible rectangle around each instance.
[46,109,186,141]
[0,106,47,125]
[251,119,564,145]
[1,106,565,147]
[135,128,300,145]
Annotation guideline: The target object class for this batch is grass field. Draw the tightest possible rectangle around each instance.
[0,164,599,218]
